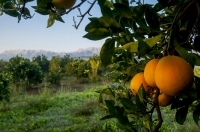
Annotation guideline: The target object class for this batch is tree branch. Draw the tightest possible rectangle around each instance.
[72,0,97,29]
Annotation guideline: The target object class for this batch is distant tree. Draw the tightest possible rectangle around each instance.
[60,54,71,74]
[5,55,44,88]
[0,59,8,72]
[0,72,11,102]
[32,54,49,74]
[65,59,90,80]
[47,56,62,85]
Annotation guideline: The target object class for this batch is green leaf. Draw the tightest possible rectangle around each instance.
[85,16,122,32]
[135,93,146,114]
[137,39,151,58]
[47,14,55,28]
[98,88,115,103]
[175,106,189,125]
[122,34,162,52]
[100,38,115,67]
[120,98,137,110]
[126,66,137,76]
[35,8,50,15]
[144,114,152,131]
[145,5,160,30]
[105,100,116,115]
[83,28,111,40]
[115,106,130,125]
[193,103,200,126]
[23,7,31,16]
[4,10,19,17]
[4,2,16,9]
[101,88,115,98]
[174,40,196,67]
[0,0,7,4]
[137,85,146,103]
[37,0,52,8]
[113,3,132,18]
[54,15,65,23]
[100,114,115,120]
[98,0,113,17]
[171,99,193,110]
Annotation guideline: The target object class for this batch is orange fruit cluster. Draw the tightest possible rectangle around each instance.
[130,55,194,107]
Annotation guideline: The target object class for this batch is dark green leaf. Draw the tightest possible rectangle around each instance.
[174,40,196,67]
[175,106,189,125]
[145,5,160,30]
[35,8,50,15]
[171,98,193,110]
[4,10,19,17]
[153,2,164,12]
[113,3,132,18]
[120,98,137,110]
[100,114,115,120]
[98,0,113,17]
[83,28,111,40]
[37,0,52,8]
[54,15,65,23]
[137,85,146,103]
[4,2,16,9]
[100,38,115,67]
[135,93,146,114]
[88,17,98,21]
[85,16,122,32]
[115,106,130,125]
[0,0,7,4]
[126,66,137,76]
[138,39,151,58]
[23,7,31,16]
[193,103,200,126]
[105,100,116,115]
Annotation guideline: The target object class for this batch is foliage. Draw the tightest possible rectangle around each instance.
[89,59,100,82]
[0,60,8,72]
[32,54,50,74]
[83,0,200,131]
[65,59,90,80]
[0,72,11,102]
[47,55,62,85]
[5,55,44,88]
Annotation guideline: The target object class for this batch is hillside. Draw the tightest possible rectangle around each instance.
[0,47,101,60]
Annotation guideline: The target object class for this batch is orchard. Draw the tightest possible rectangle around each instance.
[1,0,200,131]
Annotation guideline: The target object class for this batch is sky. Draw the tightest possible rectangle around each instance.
[0,0,157,53]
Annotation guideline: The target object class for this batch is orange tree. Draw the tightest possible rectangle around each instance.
[1,0,200,131]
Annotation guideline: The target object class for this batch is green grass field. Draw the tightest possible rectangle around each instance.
[0,77,200,132]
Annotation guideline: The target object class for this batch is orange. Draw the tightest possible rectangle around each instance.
[52,0,76,9]
[155,55,194,96]
[152,90,173,107]
[130,72,149,95]
[144,59,159,88]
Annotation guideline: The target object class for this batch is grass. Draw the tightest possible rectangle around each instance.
[1,77,200,132]
[0,82,119,132]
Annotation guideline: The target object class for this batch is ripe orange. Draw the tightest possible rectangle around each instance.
[152,90,173,107]
[130,72,149,95]
[144,59,159,88]
[52,0,76,9]
[155,55,194,96]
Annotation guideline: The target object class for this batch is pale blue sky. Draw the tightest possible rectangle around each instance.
[0,0,157,53]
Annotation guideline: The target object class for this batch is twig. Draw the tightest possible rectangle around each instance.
[72,0,97,29]
[152,87,163,132]
[18,0,34,23]
[65,0,87,15]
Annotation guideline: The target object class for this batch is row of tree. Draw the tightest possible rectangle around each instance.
[0,54,109,102]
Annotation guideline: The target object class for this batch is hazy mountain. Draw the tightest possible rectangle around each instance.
[0,47,101,61]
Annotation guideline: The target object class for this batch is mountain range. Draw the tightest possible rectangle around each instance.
[0,47,101,61]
